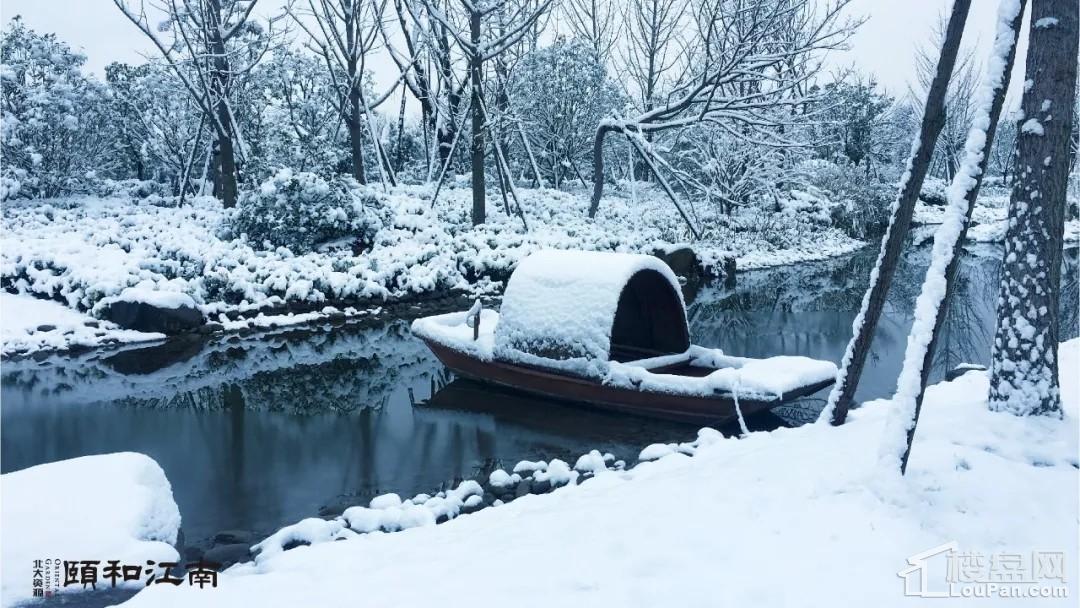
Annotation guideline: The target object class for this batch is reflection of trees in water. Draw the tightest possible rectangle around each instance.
[1061,249,1079,340]
[14,321,445,415]
[688,244,1078,379]
[930,253,997,374]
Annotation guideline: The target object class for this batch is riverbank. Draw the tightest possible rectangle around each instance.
[90,339,1080,607]
[2,184,865,358]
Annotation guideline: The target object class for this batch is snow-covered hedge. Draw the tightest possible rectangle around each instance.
[229,170,389,254]
[800,159,893,238]
[1,184,864,322]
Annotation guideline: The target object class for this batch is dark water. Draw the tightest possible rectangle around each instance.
[2,242,1076,550]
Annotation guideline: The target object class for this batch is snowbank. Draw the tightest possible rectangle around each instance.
[117,342,1078,608]
[1,452,181,607]
[1,292,164,357]
[2,186,864,357]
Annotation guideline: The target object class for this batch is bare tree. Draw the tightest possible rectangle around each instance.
[910,14,981,182]
[291,0,400,185]
[563,0,619,63]
[588,0,858,221]
[988,0,1078,417]
[819,0,973,426]
[621,0,686,127]
[114,0,282,207]
[379,0,470,173]
[420,0,554,225]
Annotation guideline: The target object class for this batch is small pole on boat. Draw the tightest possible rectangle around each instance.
[466,299,483,341]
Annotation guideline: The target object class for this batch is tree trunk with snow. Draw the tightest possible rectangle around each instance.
[821,0,973,426]
[988,0,1078,417]
[208,5,239,209]
[887,0,1027,474]
[347,82,368,184]
[470,9,486,226]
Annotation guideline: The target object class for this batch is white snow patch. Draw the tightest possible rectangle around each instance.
[1,292,164,356]
[1,453,181,606]
[1021,118,1045,136]
[638,443,676,461]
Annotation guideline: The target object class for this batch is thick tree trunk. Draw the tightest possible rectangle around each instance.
[208,4,238,209]
[988,0,1078,417]
[215,117,239,208]
[348,85,368,184]
[895,0,1027,474]
[821,0,972,426]
[470,10,485,226]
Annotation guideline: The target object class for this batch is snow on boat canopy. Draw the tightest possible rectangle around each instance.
[412,250,838,423]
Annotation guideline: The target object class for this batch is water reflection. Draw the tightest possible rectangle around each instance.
[687,243,1078,408]
[2,243,1076,548]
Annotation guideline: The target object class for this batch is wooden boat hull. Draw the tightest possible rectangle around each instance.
[422,339,833,424]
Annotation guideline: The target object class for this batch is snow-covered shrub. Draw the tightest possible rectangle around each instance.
[94,179,170,201]
[1,18,114,199]
[229,170,389,254]
[800,159,892,239]
[919,177,948,206]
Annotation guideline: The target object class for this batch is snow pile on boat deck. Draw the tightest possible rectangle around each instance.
[607,346,837,399]
[118,343,1078,607]
[1,453,181,607]
[410,309,499,360]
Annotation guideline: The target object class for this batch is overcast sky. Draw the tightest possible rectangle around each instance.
[1,0,1029,111]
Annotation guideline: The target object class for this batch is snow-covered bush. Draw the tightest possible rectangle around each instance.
[94,179,170,201]
[0,18,113,199]
[919,177,948,206]
[229,170,389,254]
[800,159,892,238]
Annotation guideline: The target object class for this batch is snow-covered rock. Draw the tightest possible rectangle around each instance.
[97,286,205,334]
[1,453,181,606]
[1,292,164,357]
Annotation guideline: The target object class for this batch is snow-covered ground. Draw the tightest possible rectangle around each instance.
[2,185,862,357]
[912,192,1080,244]
[1,453,182,607]
[0,292,164,357]
[113,339,1078,608]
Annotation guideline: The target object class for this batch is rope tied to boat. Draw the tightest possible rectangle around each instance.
[732,372,750,436]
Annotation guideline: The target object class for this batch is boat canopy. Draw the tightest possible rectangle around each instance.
[494,250,690,364]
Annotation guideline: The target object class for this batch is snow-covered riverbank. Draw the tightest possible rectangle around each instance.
[2,185,864,357]
[103,339,1075,608]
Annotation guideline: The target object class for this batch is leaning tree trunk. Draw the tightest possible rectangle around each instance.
[469,10,486,226]
[588,122,616,217]
[988,0,1078,417]
[820,0,973,426]
[888,0,1027,474]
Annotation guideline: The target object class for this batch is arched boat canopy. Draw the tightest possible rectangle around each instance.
[494,250,689,367]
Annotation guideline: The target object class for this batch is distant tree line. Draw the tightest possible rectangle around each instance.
[1,1,1075,228]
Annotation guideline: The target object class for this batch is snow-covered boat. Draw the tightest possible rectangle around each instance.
[412,250,838,424]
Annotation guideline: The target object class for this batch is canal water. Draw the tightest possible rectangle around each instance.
[2,243,1076,550]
